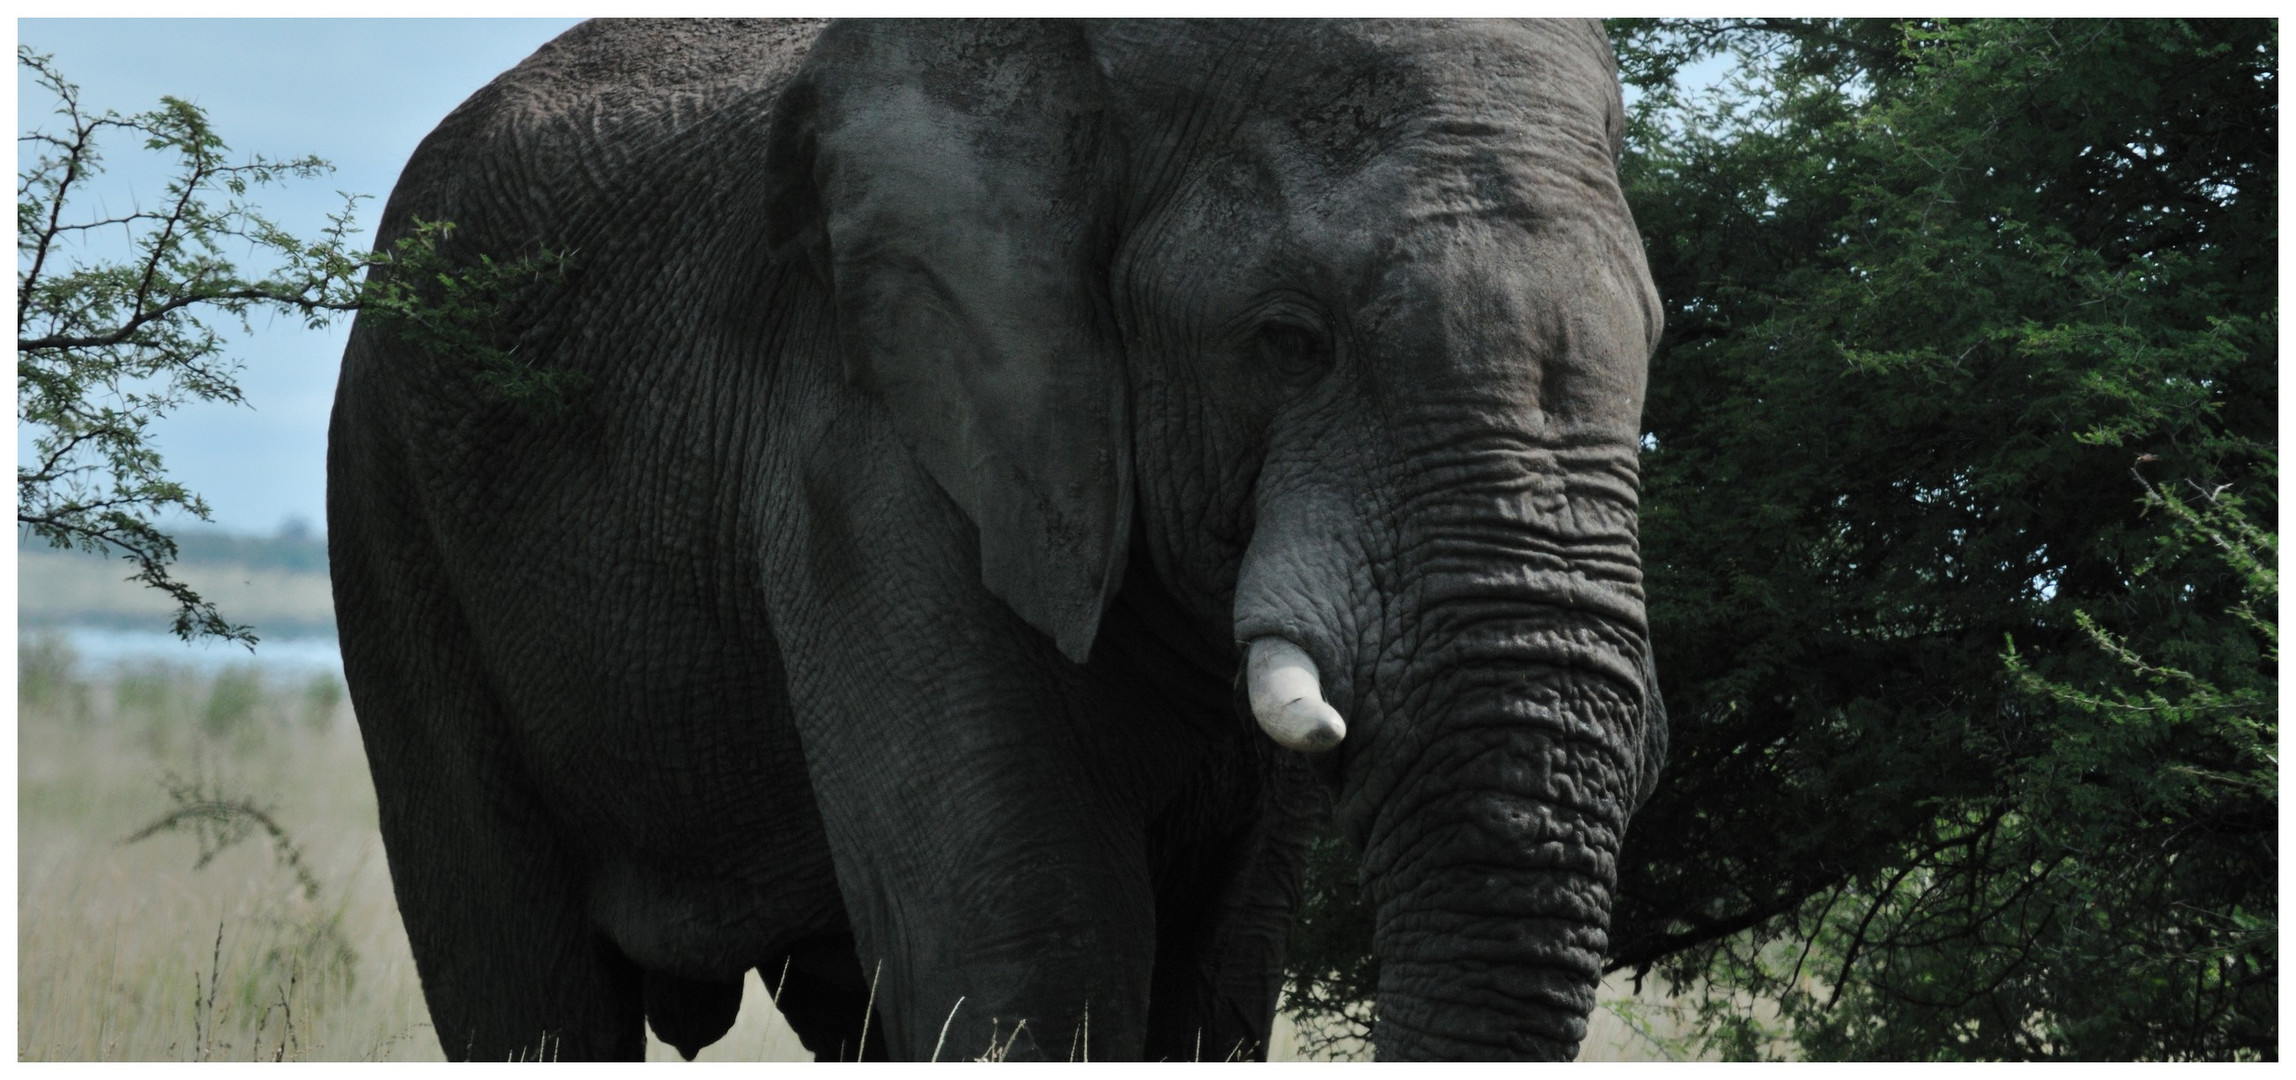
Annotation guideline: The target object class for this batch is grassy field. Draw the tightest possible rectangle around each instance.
[16,624,1692,1061]
[15,634,816,1061]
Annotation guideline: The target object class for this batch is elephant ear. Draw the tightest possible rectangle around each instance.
[765,21,1130,665]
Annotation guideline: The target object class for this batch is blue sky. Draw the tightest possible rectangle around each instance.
[18,19,585,536]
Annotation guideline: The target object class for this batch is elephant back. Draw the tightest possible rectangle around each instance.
[372,19,830,285]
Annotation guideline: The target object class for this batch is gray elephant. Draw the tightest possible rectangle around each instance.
[328,18,1665,1062]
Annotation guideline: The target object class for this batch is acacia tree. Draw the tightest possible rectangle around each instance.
[1606,18,2275,1059]
[16,46,371,642]
[17,46,568,645]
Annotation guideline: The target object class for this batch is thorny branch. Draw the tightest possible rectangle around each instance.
[17,45,573,644]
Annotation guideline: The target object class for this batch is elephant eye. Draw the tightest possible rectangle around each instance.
[1252,320,1333,379]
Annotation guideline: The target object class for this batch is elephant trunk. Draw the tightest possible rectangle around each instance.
[1234,447,1661,1060]
[1355,608,1651,1061]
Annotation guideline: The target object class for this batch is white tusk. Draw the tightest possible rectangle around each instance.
[1244,637,1347,752]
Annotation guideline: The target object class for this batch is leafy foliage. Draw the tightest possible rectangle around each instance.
[16,45,368,644]
[1606,18,2276,1059]
[1279,827,1379,1055]
[16,46,575,644]
[357,217,581,413]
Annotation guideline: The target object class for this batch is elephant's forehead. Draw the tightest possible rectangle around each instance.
[1101,20,1652,356]
[1225,151,1642,350]
[1098,21,1619,171]
[1289,20,1621,172]
[1132,26,1632,255]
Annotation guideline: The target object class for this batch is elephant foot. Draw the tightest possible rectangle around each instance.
[643,972,745,1060]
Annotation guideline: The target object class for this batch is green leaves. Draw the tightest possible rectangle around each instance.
[15,46,369,645]
[17,46,577,644]
[1606,18,2276,1059]
[356,218,581,413]
[1281,826,1379,1055]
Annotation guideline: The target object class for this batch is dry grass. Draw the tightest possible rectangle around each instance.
[16,631,1694,1061]
[1266,977,1696,1062]
[15,634,809,1061]
[19,635,422,1060]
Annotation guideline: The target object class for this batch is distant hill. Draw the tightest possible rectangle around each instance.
[18,523,328,575]
[17,524,335,638]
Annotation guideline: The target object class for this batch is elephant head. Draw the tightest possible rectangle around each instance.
[766,19,1666,1059]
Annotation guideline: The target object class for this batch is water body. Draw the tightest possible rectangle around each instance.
[28,625,343,677]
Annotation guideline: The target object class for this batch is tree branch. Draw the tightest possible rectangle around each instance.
[18,285,365,352]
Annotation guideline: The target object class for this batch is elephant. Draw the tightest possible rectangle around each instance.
[327,17,1666,1062]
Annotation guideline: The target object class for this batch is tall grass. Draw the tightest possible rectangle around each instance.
[15,633,806,1061]
[17,634,433,1060]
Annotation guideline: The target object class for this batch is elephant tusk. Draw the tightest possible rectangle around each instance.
[1244,637,1347,753]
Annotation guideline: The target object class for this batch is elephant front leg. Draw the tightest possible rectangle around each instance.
[1142,752,1318,1061]
[772,611,1159,1058]
[791,714,1163,1060]
[764,409,1168,1059]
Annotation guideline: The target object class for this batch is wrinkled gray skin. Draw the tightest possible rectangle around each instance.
[329,18,1665,1062]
